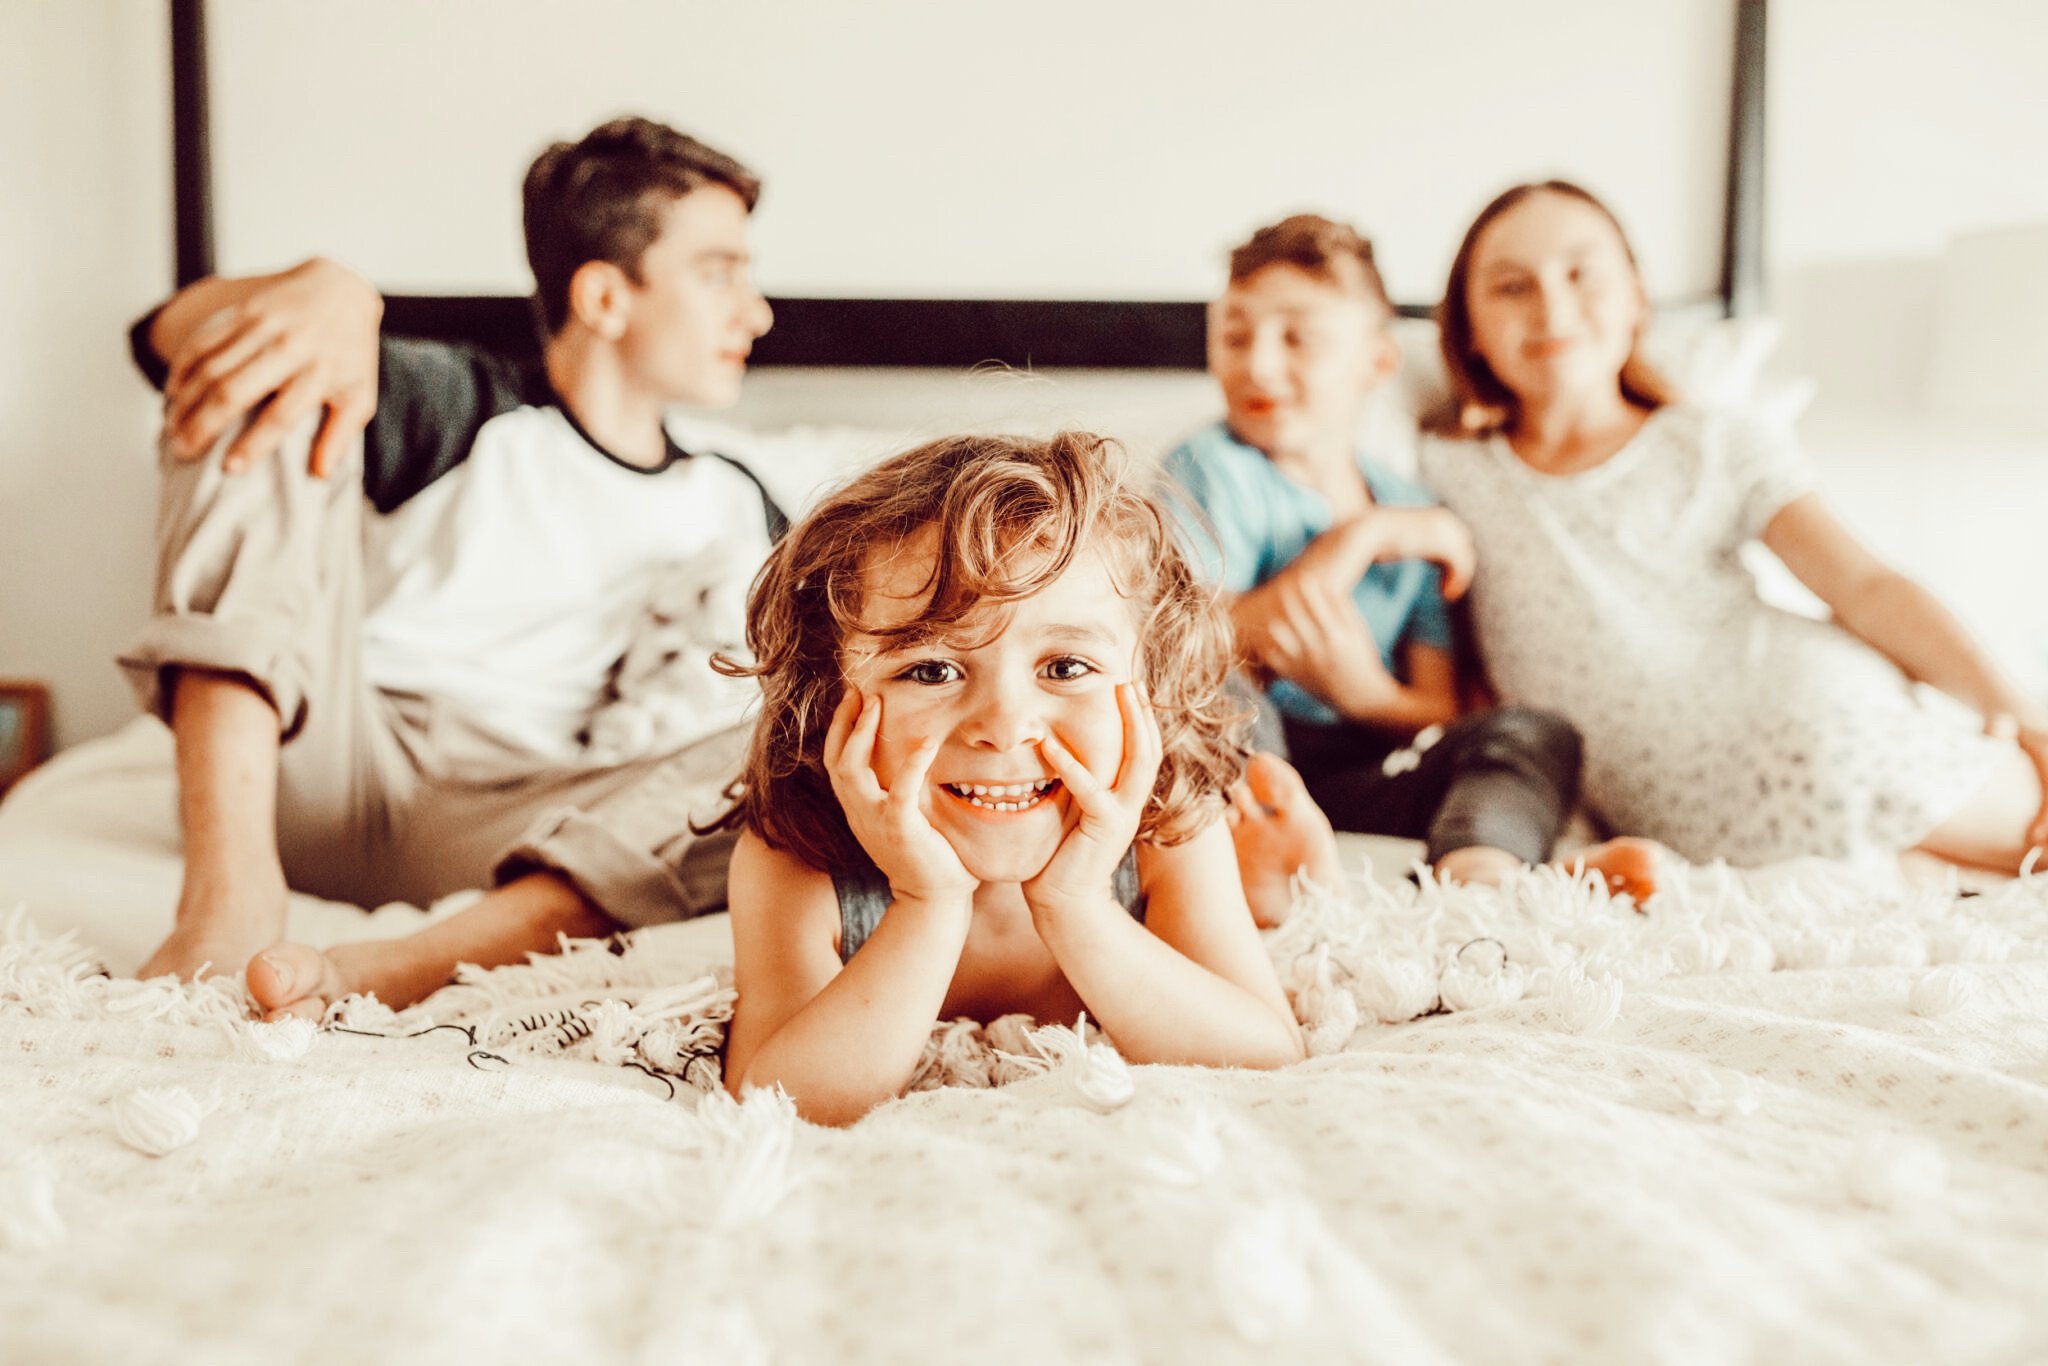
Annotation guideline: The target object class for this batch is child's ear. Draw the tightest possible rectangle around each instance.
[1362,325,1401,389]
[566,260,633,341]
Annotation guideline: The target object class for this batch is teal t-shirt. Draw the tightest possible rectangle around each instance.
[1163,422,1453,726]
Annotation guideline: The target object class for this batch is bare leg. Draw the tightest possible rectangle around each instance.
[135,669,291,981]
[1228,753,1342,928]
[1914,743,2043,875]
[246,872,615,1019]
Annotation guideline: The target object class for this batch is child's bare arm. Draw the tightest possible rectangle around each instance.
[723,831,972,1126]
[1764,492,2048,845]
[1034,821,1304,1068]
[1026,688,1302,1067]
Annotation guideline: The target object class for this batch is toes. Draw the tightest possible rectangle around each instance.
[263,997,326,1024]
[247,942,328,1012]
[1246,752,1310,813]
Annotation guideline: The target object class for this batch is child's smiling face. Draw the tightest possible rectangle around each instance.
[840,526,1142,885]
[1462,190,1646,410]
[1208,263,1397,464]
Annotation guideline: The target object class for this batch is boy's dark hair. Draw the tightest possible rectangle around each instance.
[1228,213,1394,317]
[521,117,761,335]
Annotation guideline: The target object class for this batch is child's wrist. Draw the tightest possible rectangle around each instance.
[1023,884,1120,929]
[888,886,974,920]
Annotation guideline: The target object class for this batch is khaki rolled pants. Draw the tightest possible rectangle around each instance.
[118,426,742,927]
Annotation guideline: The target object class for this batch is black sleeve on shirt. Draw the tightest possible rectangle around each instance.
[127,305,174,390]
[366,337,547,513]
[705,451,792,543]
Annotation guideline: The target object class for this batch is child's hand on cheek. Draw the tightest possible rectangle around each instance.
[825,688,978,907]
[1023,682,1162,921]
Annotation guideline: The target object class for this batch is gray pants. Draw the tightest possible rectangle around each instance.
[118,429,739,927]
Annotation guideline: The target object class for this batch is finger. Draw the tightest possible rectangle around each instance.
[308,389,372,480]
[1264,618,1303,667]
[171,349,308,461]
[827,691,886,802]
[888,735,943,817]
[224,366,325,473]
[1437,548,1473,601]
[822,687,861,769]
[1117,682,1163,795]
[166,308,275,403]
[1038,729,1106,811]
[167,314,291,438]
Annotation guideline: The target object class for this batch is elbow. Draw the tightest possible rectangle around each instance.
[1270,1021,1309,1068]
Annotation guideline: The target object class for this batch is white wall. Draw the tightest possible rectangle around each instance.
[0,1,169,750]
[1767,0,2048,414]
[206,0,1733,305]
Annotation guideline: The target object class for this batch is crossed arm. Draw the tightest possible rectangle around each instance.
[1227,505,1474,736]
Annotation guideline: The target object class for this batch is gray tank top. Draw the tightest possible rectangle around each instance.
[831,847,1146,963]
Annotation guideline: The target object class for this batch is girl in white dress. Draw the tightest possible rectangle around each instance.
[1417,180,2046,874]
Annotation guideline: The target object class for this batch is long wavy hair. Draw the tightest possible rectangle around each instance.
[713,431,1247,874]
[1431,179,1679,437]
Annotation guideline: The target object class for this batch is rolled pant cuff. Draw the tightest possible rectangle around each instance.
[496,807,702,931]
[117,617,307,736]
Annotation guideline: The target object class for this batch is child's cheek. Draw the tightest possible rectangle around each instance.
[1063,688,1129,779]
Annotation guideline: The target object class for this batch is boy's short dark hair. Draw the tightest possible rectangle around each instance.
[1228,213,1393,317]
[521,117,761,334]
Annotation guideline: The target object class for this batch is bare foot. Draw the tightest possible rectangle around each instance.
[134,861,290,982]
[1432,845,1524,887]
[245,942,351,1021]
[1228,753,1342,928]
[1561,837,1669,908]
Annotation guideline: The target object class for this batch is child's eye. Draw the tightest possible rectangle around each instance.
[899,660,962,686]
[1043,656,1097,682]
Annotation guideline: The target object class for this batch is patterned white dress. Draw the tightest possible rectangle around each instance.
[1419,407,2000,868]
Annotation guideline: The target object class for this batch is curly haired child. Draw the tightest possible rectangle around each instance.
[717,431,1308,1124]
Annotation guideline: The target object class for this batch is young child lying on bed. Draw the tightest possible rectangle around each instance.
[716,431,1308,1124]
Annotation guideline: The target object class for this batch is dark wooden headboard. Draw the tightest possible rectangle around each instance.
[167,0,1766,369]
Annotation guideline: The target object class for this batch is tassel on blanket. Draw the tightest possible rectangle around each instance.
[111,1086,213,1156]
[689,1087,804,1229]
[1026,1018,1135,1112]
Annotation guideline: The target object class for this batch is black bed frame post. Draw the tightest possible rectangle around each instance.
[1721,0,1768,317]
[171,0,214,286]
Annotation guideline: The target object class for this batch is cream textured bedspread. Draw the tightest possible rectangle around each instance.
[5,861,2046,1365]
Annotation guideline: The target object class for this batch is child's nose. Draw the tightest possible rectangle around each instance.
[1247,330,1289,385]
[961,680,1046,752]
[1535,277,1574,331]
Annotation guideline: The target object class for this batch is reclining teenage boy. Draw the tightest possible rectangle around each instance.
[124,117,782,994]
